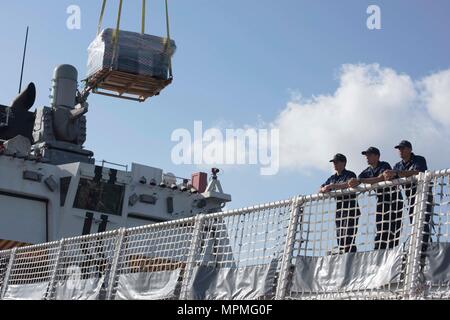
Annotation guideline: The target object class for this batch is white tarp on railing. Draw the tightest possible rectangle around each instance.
[291,247,405,297]
[114,270,181,300]
[185,262,279,300]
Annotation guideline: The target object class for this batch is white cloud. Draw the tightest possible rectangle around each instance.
[184,63,450,176]
[421,69,450,127]
[273,63,450,174]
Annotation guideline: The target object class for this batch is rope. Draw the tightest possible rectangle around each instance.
[97,0,107,35]
[141,0,146,35]
[165,0,173,78]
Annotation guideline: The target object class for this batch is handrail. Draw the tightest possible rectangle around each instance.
[0,168,449,300]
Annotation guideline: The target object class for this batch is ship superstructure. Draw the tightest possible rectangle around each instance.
[0,65,231,248]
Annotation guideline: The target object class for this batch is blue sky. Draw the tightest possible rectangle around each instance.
[0,1,449,208]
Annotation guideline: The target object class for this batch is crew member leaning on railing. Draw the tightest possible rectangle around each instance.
[348,147,404,250]
[383,140,433,254]
[319,154,361,254]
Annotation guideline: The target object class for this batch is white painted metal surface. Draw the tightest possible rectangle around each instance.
[0,194,47,244]
[0,155,231,244]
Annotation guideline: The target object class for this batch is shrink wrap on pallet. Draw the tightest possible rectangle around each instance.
[87,28,176,80]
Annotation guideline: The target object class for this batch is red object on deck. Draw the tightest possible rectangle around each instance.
[192,172,208,193]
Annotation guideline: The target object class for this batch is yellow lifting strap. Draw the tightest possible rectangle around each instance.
[142,0,146,34]
[108,0,123,70]
[97,0,107,35]
[98,0,143,34]
[112,0,123,48]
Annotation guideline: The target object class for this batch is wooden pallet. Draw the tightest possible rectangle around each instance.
[85,68,173,102]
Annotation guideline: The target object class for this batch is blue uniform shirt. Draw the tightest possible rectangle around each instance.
[359,161,392,179]
[359,161,401,201]
[322,169,357,188]
[393,153,428,198]
[393,153,428,173]
[322,169,358,207]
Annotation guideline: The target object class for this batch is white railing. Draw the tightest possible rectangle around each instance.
[0,169,449,300]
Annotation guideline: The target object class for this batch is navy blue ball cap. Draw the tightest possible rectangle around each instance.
[362,147,380,156]
[395,140,412,150]
[329,153,347,163]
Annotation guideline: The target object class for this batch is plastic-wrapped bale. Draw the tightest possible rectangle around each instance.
[86,28,176,101]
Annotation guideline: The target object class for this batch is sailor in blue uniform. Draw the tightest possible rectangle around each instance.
[348,147,403,250]
[383,140,433,253]
[320,154,361,253]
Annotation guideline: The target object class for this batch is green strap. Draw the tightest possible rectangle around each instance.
[97,0,107,35]
[165,0,173,78]
[111,0,123,69]
[141,0,146,34]
[113,0,123,45]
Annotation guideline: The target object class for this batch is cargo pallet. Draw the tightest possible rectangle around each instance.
[84,68,173,102]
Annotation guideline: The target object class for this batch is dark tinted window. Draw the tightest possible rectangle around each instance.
[73,178,125,216]
[60,177,72,206]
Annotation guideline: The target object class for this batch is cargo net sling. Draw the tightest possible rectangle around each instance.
[84,0,176,102]
[1,169,450,300]
[280,170,450,300]
[283,179,422,300]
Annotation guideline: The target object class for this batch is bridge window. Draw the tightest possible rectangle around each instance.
[73,178,124,216]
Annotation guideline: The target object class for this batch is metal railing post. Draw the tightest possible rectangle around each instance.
[404,172,431,299]
[45,239,65,300]
[180,214,206,300]
[106,228,126,300]
[275,196,303,300]
[1,248,17,300]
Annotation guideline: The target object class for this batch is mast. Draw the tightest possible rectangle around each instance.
[18,26,29,94]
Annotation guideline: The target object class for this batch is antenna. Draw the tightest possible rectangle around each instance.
[18,26,29,94]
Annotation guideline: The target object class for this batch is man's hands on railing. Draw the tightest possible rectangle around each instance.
[320,174,395,194]
[348,178,361,189]
[319,185,333,193]
[319,182,353,193]
[348,175,385,189]
[384,169,420,180]
[383,170,398,180]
